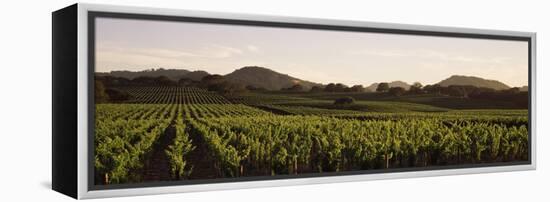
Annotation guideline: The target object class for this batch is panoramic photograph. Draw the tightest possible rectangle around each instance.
[93,17,529,185]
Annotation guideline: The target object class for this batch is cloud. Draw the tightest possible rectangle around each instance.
[95,43,246,71]
[206,44,243,58]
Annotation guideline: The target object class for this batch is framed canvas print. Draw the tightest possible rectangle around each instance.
[52,3,536,199]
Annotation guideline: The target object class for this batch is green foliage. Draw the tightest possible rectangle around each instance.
[95,80,109,103]
[165,115,195,179]
[95,104,177,184]
[376,83,390,92]
[95,94,528,183]
[184,112,528,176]
[333,97,355,105]
[118,87,232,104]
[388,87,406,96]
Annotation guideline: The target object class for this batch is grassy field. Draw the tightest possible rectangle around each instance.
[261,91,525,110]
[230,92,450,112]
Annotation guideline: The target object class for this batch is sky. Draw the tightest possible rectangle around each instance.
[95,17,529,87]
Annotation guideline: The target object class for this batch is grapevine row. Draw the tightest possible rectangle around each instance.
[119,86,232,104]
[190,115,528,177]
[95,103,529,183]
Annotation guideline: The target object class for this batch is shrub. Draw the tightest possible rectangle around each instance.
[334,97,355,105]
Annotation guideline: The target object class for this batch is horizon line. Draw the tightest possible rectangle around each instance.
[95,66,528,87]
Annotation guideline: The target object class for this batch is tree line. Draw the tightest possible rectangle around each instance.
[95,75,527,108]
[375,82,527,107]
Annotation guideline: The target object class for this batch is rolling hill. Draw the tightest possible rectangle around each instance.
[520,86,528,92]
[96,67,517,93]
[96,66,320,90]
[224,66,321,91]
[182,70,210,81]
[437,75,510,90]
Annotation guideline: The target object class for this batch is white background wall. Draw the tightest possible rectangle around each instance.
[0,0,547,201]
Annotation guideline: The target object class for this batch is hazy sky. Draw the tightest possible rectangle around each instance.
[95,17,529,87]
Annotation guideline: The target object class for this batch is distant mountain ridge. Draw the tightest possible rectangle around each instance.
[437,75,510,90]
[96,68,516,92]
[96,66,322,91]
[182,70,210,81]
[224,66,321,91]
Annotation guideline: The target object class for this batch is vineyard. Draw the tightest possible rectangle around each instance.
[94,87,529,184]
[119,86,232,104]
[192,115,528,177]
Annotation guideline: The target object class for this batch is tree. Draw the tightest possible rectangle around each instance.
[95,76,131,87]
[309,86,324,93]
[289,84,304,92]
[155,76,177,86]
[388,87,406,96]
[201,74,225,87]
[221,82,248,95]
[324,83,350,92]
[445,85,477,98]
[334,83,348,92]
[324,83,337,92]
[423,84,442,95]
[282,84,304,92]
[207,80,248,95]
[132,76,156,86]
[376,83,390,92]
[178,78,195,86]
[334,97,355,105]
[130,76,176,86]
[350,85,365,92]
[409,82,423,94]
[105,88,133,102]
[207,82,226,93]
[95,80,109,103]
